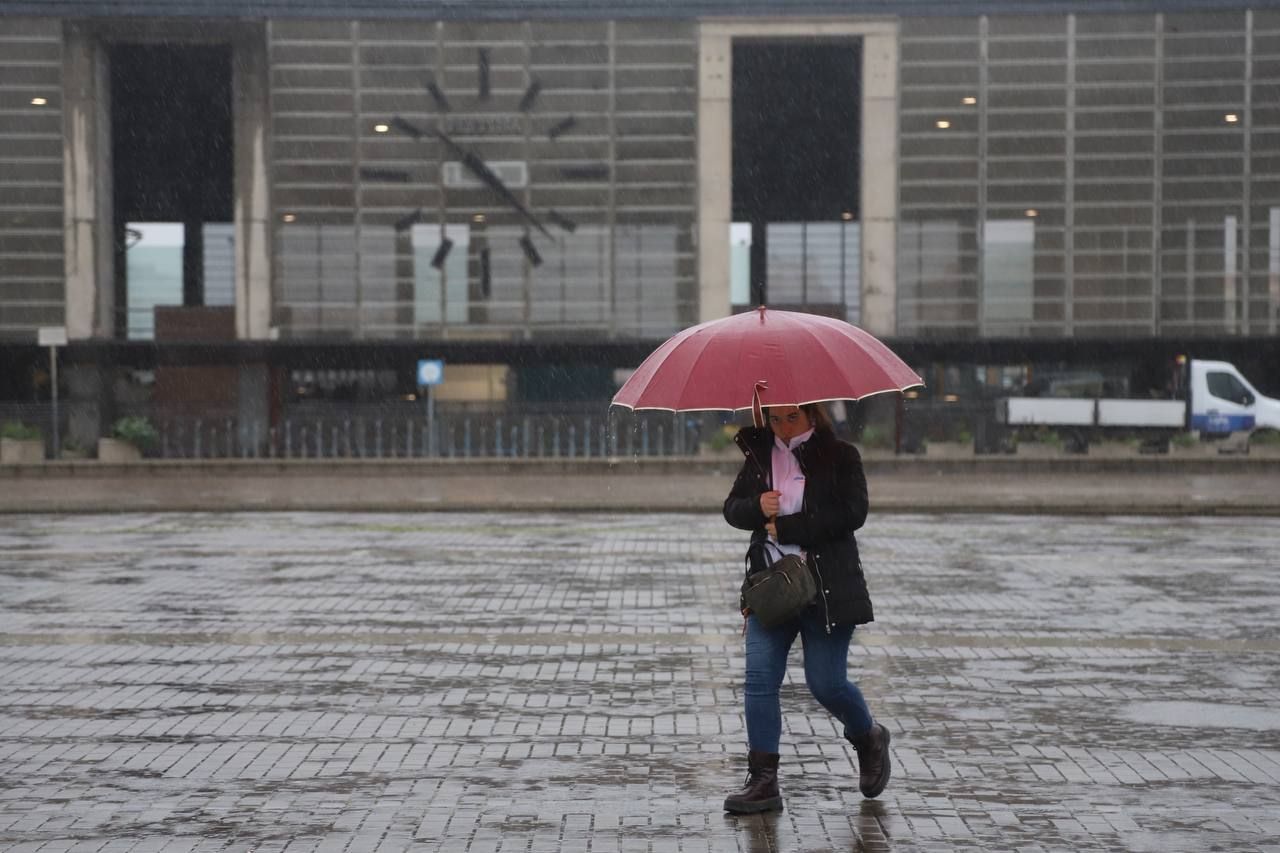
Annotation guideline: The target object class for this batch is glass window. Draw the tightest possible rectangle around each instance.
[730,223,752,306]
[530,225,612,328]
[202,224,236,307]
[277,224,357,337]
[983,219,1035,330]
[1206,371,1251,405]
[412,223,470,326]
[898,218,978,334]
[615,224,680,337]
[762,222,860,318]
[125,222,184,341]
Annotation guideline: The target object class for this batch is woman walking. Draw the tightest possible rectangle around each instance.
[722,402,890,813]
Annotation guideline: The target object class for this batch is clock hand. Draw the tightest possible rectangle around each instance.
[433,128,552,240]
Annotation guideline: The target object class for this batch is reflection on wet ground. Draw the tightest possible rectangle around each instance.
[1,512,1279,851]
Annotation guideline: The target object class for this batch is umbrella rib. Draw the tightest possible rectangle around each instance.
[667,327,719,411]
[814,317,922,393]
[769,314,806,411]
[845,321,921,388]
[794,321,864,399]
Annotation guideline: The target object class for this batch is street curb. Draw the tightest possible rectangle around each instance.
[4,501,1280,517]
[3,454,1279,478]
[4,456,1278,516]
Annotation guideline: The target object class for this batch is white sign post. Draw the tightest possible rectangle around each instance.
[38,327,67,460]
[416,359,444,456]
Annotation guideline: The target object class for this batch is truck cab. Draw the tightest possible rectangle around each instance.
[1190,360,1280,435]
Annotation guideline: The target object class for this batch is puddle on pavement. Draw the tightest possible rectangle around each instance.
[1124,701,1280,731]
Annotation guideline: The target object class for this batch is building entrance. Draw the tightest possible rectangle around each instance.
[110,43,233,340]
[731,40,861,320]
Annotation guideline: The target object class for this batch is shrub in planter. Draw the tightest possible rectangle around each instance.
[1,421,41,441]
[858,425,894,451]
[1013,426,1064,455]
[702,424,737,454]
[1250,428,1280,446]
[0,421,44,463]
[98,416,158,462]
[60,436,90,460]
[111,416,159,453]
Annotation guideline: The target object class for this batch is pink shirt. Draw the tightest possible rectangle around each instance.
[769,427,814,556]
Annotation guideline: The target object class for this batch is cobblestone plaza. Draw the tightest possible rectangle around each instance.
[2,512,1279,852]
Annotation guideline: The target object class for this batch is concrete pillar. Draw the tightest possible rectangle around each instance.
[62,24,114,340]
[697,28,732,324]
[860,30,900,337]
[64,364,106,451]
[233,27,272,341]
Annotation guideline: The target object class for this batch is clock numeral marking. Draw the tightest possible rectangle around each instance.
[429,236,454,270]
[426,79,451,114]
[391,115,426,140]
[519,234,543,267]
[394,207,425,233]
[360,167,411,183]
[548,115,577,141]
[548,209,578,234]
[519,79,543,113]
[478,48,490,101]
[558,163,610,182]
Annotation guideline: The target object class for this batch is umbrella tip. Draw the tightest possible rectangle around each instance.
[756,304,766,322]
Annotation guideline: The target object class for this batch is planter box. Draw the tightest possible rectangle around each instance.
[1248,441,1280,457]
[97,437,142,463]
[1169,433,1250,457]
[1014,442,1063,458]
[1086,441,1139,458]
[1167,441,1215,458]
[924,441,972,459]
[1,437,44,464]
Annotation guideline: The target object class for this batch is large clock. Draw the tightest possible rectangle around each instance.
[369,46,608,285]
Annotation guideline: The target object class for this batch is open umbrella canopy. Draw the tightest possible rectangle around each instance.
[611,307,923,413]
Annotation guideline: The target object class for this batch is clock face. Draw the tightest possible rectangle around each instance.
[368,46,609,275]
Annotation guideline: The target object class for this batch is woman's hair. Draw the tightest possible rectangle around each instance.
[801,403,834,432]
[763,403,833,432]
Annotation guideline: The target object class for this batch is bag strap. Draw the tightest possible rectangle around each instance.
[744,539,784,578]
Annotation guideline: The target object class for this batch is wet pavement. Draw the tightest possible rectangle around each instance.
[1,512,1279,852]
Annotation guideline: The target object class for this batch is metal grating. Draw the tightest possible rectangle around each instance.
[898,9,1280,339]
[270,18,696,341]
[0,0,1271,21]
[0,18,63,341]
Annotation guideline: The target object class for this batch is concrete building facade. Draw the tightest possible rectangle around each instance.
[2,2,1279,432]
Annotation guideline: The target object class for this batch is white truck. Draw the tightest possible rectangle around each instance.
[997,359,1280,451]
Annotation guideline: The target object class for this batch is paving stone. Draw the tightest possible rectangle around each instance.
[1,512,1279,852]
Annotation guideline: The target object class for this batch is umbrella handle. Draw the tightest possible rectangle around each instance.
[752,381,768,428]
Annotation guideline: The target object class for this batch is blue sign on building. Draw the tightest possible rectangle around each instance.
[417,359,444,387]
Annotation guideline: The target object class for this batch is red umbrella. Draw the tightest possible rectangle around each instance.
[611,307,923,420]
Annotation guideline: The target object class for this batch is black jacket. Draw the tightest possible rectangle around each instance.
[723,425,874,629]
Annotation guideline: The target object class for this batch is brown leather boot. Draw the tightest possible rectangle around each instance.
[723,750,783,814]
[847,723,892,798]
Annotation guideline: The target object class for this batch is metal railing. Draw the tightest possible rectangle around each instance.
[1,401,714,461]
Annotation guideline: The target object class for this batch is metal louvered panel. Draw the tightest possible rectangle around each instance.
[898,8,1280,340]
[271,17,696,340]
[0,17,63,341]
[1,1,1272,21]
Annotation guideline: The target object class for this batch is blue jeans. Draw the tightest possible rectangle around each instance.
[743,611,874,753]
